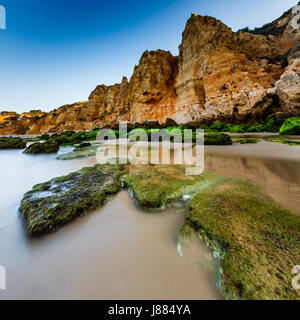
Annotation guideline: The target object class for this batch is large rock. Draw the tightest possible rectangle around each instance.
[0,137,26,149]
[181,179,300,300]
[268,59,300,111]
[174,14,278,124]
[24,141,59,154]
[20,164,125,234]
[128,50,178,123]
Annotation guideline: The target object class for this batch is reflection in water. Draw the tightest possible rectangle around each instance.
[205,152,300,215]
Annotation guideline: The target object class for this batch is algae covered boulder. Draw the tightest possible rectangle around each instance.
[235,138,259,144]
[24,141,59,154]
[125,165,220,209]
[279,117,300,135]
[181,179,300,300]
[20,164,125,234]
[75,142,91,150]
[0,137,26,149]
[204,132,232,145]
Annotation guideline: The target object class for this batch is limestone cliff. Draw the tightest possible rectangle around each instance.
[0,5,299,135]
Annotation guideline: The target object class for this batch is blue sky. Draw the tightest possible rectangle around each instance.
[0,0,298,112]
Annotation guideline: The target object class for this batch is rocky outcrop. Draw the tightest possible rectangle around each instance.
[268,58,300,112]
[20,164,125,234]
[174,14,280,123]
[0,5,299,135]
[128,50,178,123]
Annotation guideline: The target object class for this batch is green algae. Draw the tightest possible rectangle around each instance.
[24,141,59,154]
[204,132,232,145]
[20,164,126,234]
[235,138,260,144]
[181,179,300,300]
[124,165,224,210]
[279,117,300,135]
[0,137,26,149]
[264,136,300,146]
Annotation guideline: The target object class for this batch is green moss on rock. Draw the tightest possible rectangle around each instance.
[24,141,59,154]
[0,137,26,149]
[204,132,232,145]
[264,136,300,146]
[46,130,100,146]
[74,142,92,151]
[125,165,223,209]
[235,138,260,144]
[279,117,300,135]
[182,179,300,300]
[20,164,125,234]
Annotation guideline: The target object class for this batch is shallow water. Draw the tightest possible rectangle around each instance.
[204,140,300,215]
[0,139,299,299]
[0,148,220,300]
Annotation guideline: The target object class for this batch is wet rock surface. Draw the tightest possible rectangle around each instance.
[181,179,300,300]
[24,141,59,154]
[20,164,125,234]
[0,137,26,149]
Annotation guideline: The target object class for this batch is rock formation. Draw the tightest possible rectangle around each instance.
[0,4,299,134]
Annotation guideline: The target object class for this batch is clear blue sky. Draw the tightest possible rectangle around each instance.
[0,0,297,112]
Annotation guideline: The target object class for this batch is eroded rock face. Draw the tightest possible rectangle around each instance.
[128,50,178,123]
[0,5,299,134]
[174,14,280,124]
[268,59,300,112]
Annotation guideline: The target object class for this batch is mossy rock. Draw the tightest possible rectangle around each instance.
[210,122,228,131]
[48,130,100,146]
[124,165,222,209]
[182,179,300,300]
[74,142,92,151]
[235,138,260,144]
[225,124,246,133]
[38,134,50,141]
[20,164,125,234]
[204,132,232,145]
[279,117,300,135]
[0,137,26,149]
[264,136,300,146]
[56,145,98,160]
[24,141,59,154]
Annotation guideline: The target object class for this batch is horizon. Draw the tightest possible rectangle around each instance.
[0,0,298,113]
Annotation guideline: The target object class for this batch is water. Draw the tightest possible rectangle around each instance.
[0,148,220,300]
[0,139,299,299]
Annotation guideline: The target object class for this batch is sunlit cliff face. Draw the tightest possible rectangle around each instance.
[0,6,299,135]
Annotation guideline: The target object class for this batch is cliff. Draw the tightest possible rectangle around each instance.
[0,5,299,135]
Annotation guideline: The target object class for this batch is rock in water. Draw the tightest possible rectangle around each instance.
[181,179,300,300]
[0,137,26,149]
[125,165,222,209]
[20,164,125,234]
[204,132,232,145]
[23,141,59,154]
